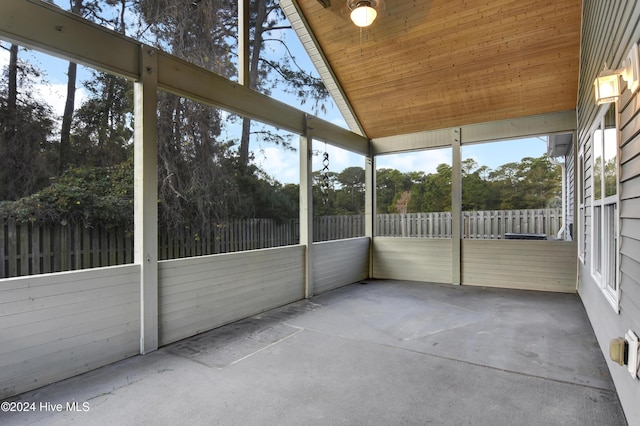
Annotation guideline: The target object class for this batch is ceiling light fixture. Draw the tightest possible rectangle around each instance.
[348,0,378,28]
[594,43,640,105]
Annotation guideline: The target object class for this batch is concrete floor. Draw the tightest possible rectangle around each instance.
[0,280,627,425]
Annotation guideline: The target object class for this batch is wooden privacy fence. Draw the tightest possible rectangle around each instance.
[314,215,365,242]
[1,209,561,278]
[0,216,362,278]
[462,208,562,239]
[376,209,561,239]
[376,212,452,238]
[158,219,299,260]
[0,218,133,279]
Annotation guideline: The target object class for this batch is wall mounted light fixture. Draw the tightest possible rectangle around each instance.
[348,0,378,28]
[594,43,640,105]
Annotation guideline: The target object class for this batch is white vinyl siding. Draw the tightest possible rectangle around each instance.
[158,246,305,346]
[312,237,370,295]
[578,1,640,421]
[0,265,140,399]
[372,238,453,284]
[462,240,577,293]
[578,148,586,262]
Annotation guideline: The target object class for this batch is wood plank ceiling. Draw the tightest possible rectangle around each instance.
[293,0,582,139]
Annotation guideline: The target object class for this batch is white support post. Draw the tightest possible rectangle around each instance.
[365,154,375,276]
[134,46,159,354]
[452,129,462,285]
[300,116,314,298]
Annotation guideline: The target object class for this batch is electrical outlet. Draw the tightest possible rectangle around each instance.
[625,329,639,379]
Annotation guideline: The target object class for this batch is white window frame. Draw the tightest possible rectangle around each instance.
[590,105,620,312]
[577,147,585,263]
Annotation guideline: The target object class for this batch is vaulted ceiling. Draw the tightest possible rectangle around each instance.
[286,0,582,139]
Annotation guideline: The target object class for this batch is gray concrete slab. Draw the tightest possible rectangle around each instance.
[0,280,627,425]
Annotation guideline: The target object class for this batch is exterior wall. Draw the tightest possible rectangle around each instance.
[578,1,640,421]
[566,146,575,240]
[372,238,453,284]
[0,265,141,399]
[462,240,577,293]
[371,237,577,293]
[312,237,369,295]
[158,246,305,346]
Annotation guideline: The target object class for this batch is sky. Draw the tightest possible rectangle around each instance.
[1,5,549,185]
[0,46,88,117]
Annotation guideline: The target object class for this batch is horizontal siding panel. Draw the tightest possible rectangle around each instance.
[620,153,640,182]
[159,255,303,298]
[620,273,640,308]
[159,287,298,343]
[0,292,138,340]
[0,265,140,399]
[0,264,139,289]
[160,281,297,330]
[372,238,453,283]
[313,237,369,294]
[462,267,575,281]
[619,303,640,341]
[0,267,140,303]
[159,246,303,279]
[463,252,577,264]
[462,265,576,281]
[621,109,640,141]
[620,268,640,321]
[620,100,640,143]
[462,240,577,293]
[158,246,305,346]
[620,132,640,165]
[620,197,640,218]
[0,281,136,318]
[159,249,304,296]
[1,317,139,368]
[620,234,640,258]
[620,256,640,288]
[1,331,139,400]
[159,291,302,346]
[621,218,640,240]
[159,268,300,316]
[620,91,640,132]
[620,180,640,200]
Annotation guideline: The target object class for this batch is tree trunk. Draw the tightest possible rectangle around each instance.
[1,45,19,200]
[59,61,77,173]
[58,0,83,173]
[3,44,18,141]
[238,0,268,170]
[7,44,17,114]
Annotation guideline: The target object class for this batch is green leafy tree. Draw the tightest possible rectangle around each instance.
[462,159,491,210]
[70,72,133,167]
[335,166,365,214]
[376,168,412,213]
[0,162,133,227]
[235,165,298,221]
[0,43,55,201]
[408,164,452,212]
[312,169,338,216]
